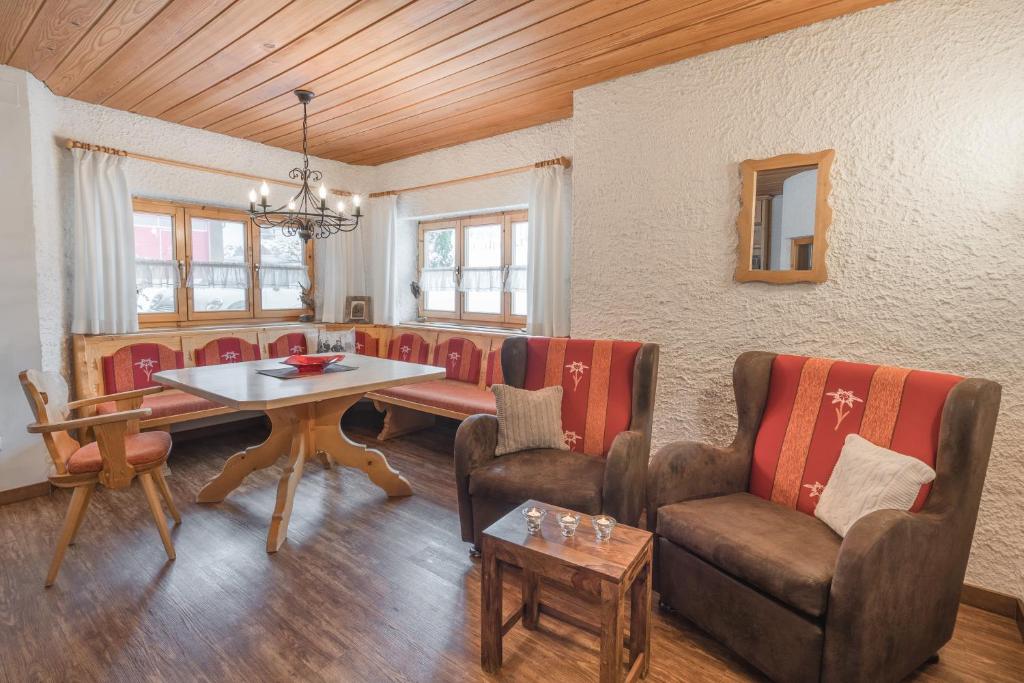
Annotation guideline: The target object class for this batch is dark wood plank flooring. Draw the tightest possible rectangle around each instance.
[1,405,1021,682]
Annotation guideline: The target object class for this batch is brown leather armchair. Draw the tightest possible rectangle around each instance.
[455,336,659,553]
[647,352,1000,683]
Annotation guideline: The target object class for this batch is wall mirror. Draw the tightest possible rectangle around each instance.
[735,149,834,284]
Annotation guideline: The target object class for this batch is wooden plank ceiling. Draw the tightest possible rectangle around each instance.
[1,0,892,166]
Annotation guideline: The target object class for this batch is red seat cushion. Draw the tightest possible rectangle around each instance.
[95,389,221,420]
[267,332,308,358]
[355,330,379,357]
[523,338,641,458]
[376,379,495,416]
[66,431,172,474]
[195,337,261,366]
[750,355,962,516]
[433,337,483,382]
[101,343,183,394]
[387,332,430,363]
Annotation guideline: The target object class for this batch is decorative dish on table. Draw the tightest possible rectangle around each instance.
[281,354,345,374]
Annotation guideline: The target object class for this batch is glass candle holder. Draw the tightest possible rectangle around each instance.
[557,512,581,537]
[591,515,617,541]
[521,506,547,535]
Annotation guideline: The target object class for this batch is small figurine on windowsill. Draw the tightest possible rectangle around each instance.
[298,284,314,322]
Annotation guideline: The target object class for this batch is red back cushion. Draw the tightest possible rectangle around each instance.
[433,337,482,383]
[750,355,962,516]
[195,337,261,366]
[102,343,183,393]
[267,333,308,358]
[485,348,504,387]
[355,330,378,357]
[387,332,430,363]
[523,338,640,458]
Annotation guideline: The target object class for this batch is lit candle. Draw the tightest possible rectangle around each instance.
[591,515,617,540]
[336,199,345,214]
[318,183,327,210]
[259,181,269,207]
[521,505,546,534]
[352,194,362,215]
[287,199,296,211]
[248,188,257,212]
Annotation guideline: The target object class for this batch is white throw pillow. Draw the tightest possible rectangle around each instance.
[492,384,567,456]
[815,434,936,537]
[317,328,356,353]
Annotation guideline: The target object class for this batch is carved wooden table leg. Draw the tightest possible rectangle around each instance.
[196,408,298,503]
[480,537,503,673]
[266,406,312,552]
[313,394,413,497]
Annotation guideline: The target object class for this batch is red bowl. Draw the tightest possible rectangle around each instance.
[281,354,344,374]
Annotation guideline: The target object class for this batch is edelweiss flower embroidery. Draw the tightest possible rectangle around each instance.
[803,481,825,499]
[221,351,240,362]
[355,342,364,352]
[448,351,460,363]
[400,344,411,359]
[135,357,157,380]
[290,345,304,354]
[825,387,863,429]
[564,361,589,390]
[563,431,581,449]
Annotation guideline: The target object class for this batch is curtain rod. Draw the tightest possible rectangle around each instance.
[64,138,353,197]
[368,156,571,198]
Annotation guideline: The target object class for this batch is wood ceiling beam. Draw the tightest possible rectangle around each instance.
[8,0,115,81]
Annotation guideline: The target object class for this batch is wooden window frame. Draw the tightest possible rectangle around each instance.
[417,210,527,326]
[133,198,314,328]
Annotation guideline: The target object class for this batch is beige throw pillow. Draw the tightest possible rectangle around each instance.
[815,434,936,537]
[491,384,567,456]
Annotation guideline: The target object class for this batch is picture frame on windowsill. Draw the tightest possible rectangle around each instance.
[345,296,372,323]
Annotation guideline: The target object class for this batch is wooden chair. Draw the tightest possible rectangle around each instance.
[19,369,180,587]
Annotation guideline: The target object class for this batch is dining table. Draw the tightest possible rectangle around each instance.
[153,353,445,552]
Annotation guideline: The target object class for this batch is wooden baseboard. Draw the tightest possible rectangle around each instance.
[961,583,1024,641]
[0,481,51,506]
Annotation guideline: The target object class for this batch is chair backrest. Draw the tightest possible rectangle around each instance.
[503,337,650,458]
[387,331,430,363]
[267,332,308,358]
[355,330,378,357]
[19,370,78,474]
[749,355,962,516]
[102,343,183,394]
[195,337,261,366]
[433,337,482,383]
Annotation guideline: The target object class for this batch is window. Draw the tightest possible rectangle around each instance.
[133,199,312,326]
[418,211,527,325]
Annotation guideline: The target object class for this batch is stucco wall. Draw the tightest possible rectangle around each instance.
[570,0,1023,598]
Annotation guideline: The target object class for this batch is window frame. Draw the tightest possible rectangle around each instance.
[417,210,527,326]
[133,198,314,328]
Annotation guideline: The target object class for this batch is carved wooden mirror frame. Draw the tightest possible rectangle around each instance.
[735,149,835,284]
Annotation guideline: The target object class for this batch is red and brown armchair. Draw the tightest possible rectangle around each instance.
[647,352,1000,683]
[454,336,659,553]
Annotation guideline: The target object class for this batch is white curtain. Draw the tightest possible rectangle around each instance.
[316,223,366,323]
[365,195,400,324]
[260,264,310,289]
[71,149,138,334]
[135,258,179,288]
[187,261,250,288]
[527,164,572,336]
[459,266,504,292]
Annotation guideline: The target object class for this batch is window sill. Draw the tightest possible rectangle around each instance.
[401,320,526,335]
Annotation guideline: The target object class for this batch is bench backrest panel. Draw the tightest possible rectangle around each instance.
[387,332,431,363]
[102,343,183,393]
[433,337,482,383]
[195,337,261,366]
[266,332,308,358]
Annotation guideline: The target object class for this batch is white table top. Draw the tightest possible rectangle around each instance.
[153,354,445,410]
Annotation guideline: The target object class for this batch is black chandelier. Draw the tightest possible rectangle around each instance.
[248,89,360,242]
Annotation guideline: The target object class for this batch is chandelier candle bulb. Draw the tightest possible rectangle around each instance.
[248,188,257,212]
[336,199,345,213]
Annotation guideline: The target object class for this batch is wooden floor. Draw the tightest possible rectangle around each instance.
[1,405,1021,682]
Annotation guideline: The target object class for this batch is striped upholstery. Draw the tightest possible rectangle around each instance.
[485,349,504,387]
[433,337,482,383]
[751,355,962,516]
[194,337,261,366]
[267,333,308,358]
[523,338,641,458]
[355,330,378,357]
[387,332,430,363]
[102,343,183,393]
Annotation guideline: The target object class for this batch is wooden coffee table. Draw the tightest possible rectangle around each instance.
[480,500,654,682]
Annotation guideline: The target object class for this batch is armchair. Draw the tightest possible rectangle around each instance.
[20,370,180,587]
[648,352,1000,682]
[455,336,659,552]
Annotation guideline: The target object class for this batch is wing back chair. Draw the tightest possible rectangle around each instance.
[455,336,659,552]
[647,352,1000,683]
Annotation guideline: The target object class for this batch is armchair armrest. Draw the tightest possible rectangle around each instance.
[602,430,647,526]
[646,441,751,531]
[27,408,152,434]
[824,509,960,682]
[67,385,162,411]
[454,414,499,543]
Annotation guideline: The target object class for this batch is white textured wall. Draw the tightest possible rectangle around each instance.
[571,0,1024,598]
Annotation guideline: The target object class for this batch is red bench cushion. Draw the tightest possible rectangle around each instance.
[376,379,495,416]
[523,338,640,458]
[95,389,221,420]
[101,343,183,394]
[355,330,379,356]
[387,332,430,363]
[750,355,961,516]
[267,332,308,358]
[195,337,261,366]
[433,337,482,383]
[67,431,171,474]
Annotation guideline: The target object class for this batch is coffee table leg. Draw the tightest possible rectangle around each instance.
[522,569,540,630]
[629,561,653,678]
[600,581,625,683]
[481,540,503,673]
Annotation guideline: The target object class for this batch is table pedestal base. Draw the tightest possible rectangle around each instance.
[196,393,411,552]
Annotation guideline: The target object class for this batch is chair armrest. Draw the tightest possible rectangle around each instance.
[602,430,648,526]
[27,408,152,434]
[66,386,162,410]
[454,414,499,543]
[825,509,960,681]
[646,440,751,531]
